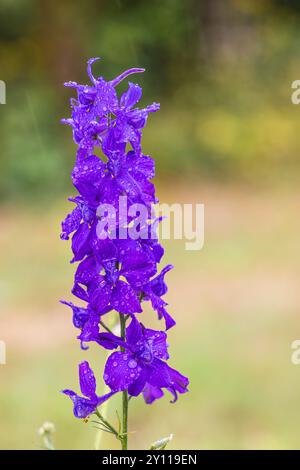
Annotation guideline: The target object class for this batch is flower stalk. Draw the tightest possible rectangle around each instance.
[60,58,189,449]
[120,313,128,450]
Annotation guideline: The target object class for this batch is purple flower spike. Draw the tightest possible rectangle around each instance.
[61,59,189,426]
[62,361,115,418]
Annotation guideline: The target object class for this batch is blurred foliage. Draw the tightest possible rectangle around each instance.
[1,0,300,200]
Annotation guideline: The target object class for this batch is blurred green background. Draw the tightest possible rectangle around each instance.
[1,0,300,449]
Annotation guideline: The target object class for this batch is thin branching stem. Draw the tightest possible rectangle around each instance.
[94,410,119,439]
[99,320,114,335]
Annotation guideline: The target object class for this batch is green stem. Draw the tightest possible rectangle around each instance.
[99,320,114,335]
[119,313,128,450]
[95,410,119,438]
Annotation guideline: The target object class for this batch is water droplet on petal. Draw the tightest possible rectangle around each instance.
[128,359,137,369]
[113,361,118,367]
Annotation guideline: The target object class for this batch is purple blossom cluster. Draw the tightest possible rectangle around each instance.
[61,58,189,419]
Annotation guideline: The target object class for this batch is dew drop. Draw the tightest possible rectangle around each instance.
[113,361,118,367]
[128,359,137,369]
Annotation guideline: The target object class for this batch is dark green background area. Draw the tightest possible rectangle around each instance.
[1,0,300,200]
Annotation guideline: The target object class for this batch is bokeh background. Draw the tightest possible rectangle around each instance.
[1,0,300,449]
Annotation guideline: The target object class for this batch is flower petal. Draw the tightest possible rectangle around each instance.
[62,389,114,419]
[148,359,189,403]
[142,383,164,404]
[125,152,155,179]
[150,265,173,297]
[71,223,91,262]
[72,154,106,193]
[77,314,99,349]
[120,243,157,287]
[111,280,142,314]
[79,361,97,399]
[72,282,89,302]
[161,308,176,330]
[126,315,143,346]
[128,367,148,397]
[120,83,142,109]
[146,289,176,330]
[143,328,169,360]
[60,300,89,329]
[75,256,97,285]
[61,205,82,240]
[89,277,112,313]
[104,351,141,392]
[91,237,117,263]
[62,390,98,418]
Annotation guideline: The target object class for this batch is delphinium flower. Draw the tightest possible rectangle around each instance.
[104,315,189,403]
[62,361,116,419]
[61,58,189,449]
